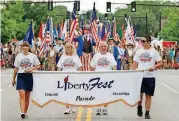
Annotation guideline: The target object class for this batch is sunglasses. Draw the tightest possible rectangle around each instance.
[141,40,148,43]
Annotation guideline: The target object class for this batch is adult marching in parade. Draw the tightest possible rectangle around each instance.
[57,42,82,114]
[131,36,163,119]
[90,41,117,115]
[74,24,96,71]
[12,41,40,119]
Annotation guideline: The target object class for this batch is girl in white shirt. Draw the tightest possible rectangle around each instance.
[57,42,82,114]
[12,42,40,119]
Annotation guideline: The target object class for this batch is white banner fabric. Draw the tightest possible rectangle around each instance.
[31,70,143,108]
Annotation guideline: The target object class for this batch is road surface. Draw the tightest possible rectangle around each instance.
[1,69,179,121]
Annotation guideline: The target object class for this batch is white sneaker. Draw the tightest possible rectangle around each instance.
[64,108,70,114]
[71,107,76,113]
[96,108,102,115]
[102,108,108,115]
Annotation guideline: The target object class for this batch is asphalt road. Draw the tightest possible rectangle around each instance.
[1,69,179,121]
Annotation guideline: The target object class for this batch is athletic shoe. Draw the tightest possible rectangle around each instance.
[21,114,25,119]
[145,113,151,119]
[71,107,76,113]
[64,108,70,114]
[102,108,108,115]
[96,108,102,115]
[137,105,143,117]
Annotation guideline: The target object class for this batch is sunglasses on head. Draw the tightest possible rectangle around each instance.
[141,40,148,43]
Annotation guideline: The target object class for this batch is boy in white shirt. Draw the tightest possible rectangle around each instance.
[131,36,163,119]
[90,41,117,115]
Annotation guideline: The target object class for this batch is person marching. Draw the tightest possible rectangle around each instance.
[131,36,163,119]
[54,38,64,70]
[107,38,119,69]
[47,43,56,71]
[74,24,96,71]
[12,41,40,119]
[57,42,82,114]
[90,41,117,115]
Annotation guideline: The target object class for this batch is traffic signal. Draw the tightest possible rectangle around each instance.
[74,1,80,11]
[131,2,136,12]
[76,1,80,11]
[106,2,111,12]
[48,1,53,11]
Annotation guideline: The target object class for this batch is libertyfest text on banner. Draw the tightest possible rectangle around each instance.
[31,71,143,108]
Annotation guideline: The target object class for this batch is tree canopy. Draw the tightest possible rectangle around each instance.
[1,0,179,44]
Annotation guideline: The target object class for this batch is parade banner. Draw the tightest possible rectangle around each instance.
[31,70,143,108]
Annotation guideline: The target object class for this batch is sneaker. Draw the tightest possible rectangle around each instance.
[145,113,151,119]
[96,108,102,115]
[64,108,70,114]
[102,108,108,115]
[137,105,143,117]
[21,114,25,119]
[71,107,76,113]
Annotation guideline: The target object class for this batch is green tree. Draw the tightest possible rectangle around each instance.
[1,1,30,43]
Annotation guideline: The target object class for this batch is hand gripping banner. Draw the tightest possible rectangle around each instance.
[31,70,143,108]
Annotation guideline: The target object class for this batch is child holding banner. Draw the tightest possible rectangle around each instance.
[90,41,117,115]
[131,36,163,119]
[12,41,40,119]
[57,42,82,114]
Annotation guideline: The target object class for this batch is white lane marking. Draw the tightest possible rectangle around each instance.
[157,82,179,93]
[172,76,179,78]
[1,89,4,92]
[8,85,13,88]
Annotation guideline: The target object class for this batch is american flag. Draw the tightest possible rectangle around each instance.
[90,3,100,51]
[78,16,84,35]
[122,24,126,45]
[69,7,78,43]
[113,18,121,45]
[39,18,50,57]
[129,16,135,42]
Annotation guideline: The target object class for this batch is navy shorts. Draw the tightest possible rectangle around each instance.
[141,78,155,96]
[16,73,33,91]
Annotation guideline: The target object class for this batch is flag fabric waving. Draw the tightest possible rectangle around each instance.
[23,21,34,47]
[69,7,78,43]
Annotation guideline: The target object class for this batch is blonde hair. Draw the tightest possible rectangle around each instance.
[63,42,77,56]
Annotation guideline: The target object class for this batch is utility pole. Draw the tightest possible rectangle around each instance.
[159,10,162,32]
[146,12,148,35]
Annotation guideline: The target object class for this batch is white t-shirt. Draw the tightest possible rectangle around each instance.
[133,48,162,78]
[14,53,40,73]
[57,54,82,72]
[90,52,117,71]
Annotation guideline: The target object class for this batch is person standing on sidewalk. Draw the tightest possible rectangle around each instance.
[131,36,163,119]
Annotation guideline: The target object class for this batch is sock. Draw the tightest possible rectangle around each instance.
[145,111,149,115]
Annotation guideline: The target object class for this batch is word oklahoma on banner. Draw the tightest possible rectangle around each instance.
[31,70,143,108]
